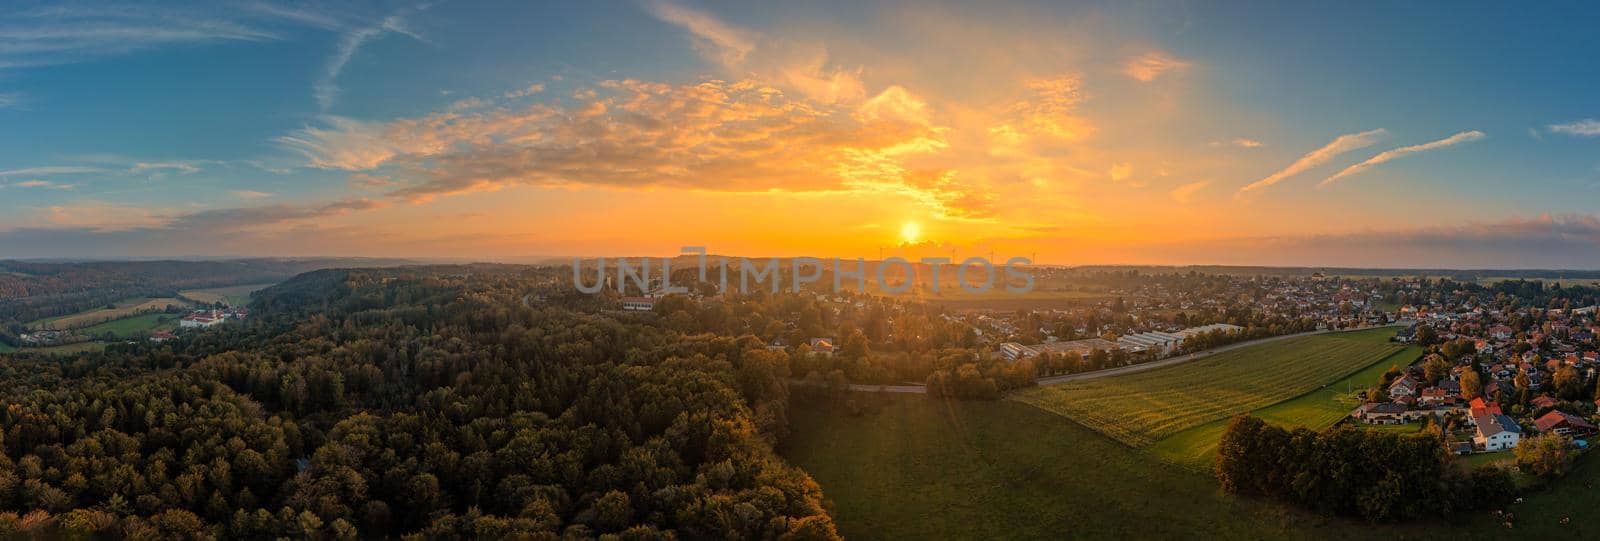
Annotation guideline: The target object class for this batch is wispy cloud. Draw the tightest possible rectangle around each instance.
[0,93,20,109]
[1122,51,1190,82]
[1170,180,1210,203]
[1232,138,1262,148]
[643,0,756,69]
[1549,119,1600,137]
[1238,128,1386,195]
[0,5,282,68]
[1319,130,1485,188]
[315,6,423,110]
[0,166,107,177]
[232,190,274,200]
[11,180,75,190]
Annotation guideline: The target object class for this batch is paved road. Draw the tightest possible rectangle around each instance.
[825,324,1403,394]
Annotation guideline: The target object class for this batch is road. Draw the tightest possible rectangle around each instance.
[826,325,1402,394]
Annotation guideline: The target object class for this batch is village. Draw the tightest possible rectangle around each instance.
[1351,290,1600,459]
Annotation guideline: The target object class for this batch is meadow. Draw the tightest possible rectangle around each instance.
[76,313,178,339]
[181,283,273,306]
[28,297,189,330]
[783,395,1449,540]
[1150,337,1422,468]
[1010,327,1406,447]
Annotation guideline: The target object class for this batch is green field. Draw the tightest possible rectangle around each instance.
[77,313,178,339]
[1151,338,1422,468]
[1011,328,1405,447]
[0,342,15,353]
[783,395,1451,540]
[28,297,189,330]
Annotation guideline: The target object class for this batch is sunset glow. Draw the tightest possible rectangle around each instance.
[1,2,1597,267]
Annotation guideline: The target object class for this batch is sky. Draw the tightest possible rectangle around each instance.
[1,0,1598,268]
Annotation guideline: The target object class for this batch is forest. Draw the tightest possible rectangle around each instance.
[0,266,838,539]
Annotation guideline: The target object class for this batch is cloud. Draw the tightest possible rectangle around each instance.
[1169,180,1210,203]
[348,173,395,189]
[643,0,756,69]
[11,180,75,190]
[990,75,1095,145]
[232,190,274,199]
[0,93,20,109]
[1127,214,1600,268]
[1123,51,1190,82]
[130,161,203,176]
[0,166,107,177]
[315,6,423,110]
[504,83,546,99]
[277,115,427,170]
[1319,130,1486,188]
[1548,119,1600,137]
[0,4,283,69]
[1238,128,1387,194]
[1108,163,1132,182]
[0,198,395,258]
[1232,138,1262,148]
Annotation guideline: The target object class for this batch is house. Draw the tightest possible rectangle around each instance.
[1468,397,1503,418]
[1355,402,1409,425]
[1450,441,1475,455]
[180,311,225,328]
[150,330,176,343]
[1388,376,1420,397]
[808,338,836,356]
[1489,325,1514,340]
[1534,410,1598,437]
[1418,387,1450,407]
[621,296,656,311]
[1473,413,1523,451]
[1438,380,1462,396]
[1530,395,1560,412]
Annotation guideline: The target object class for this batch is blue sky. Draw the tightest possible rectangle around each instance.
[1,1,1597,266]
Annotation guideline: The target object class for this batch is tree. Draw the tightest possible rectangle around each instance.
[1460,370,1483,401]
[1554,366,1583,400]
[1516,433,1574,480]
[1422,354,1450,386]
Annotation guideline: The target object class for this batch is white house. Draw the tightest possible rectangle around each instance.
[1473,413,1522,451]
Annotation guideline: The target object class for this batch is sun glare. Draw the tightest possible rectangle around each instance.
[900,221,921,244]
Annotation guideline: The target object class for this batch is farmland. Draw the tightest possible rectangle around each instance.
[180,283,273,306]
[76,313,179,339]
[1010,328,1406,447]
[28,297,189,330]
[1150,336,1423,468]
[783,395,1444,540]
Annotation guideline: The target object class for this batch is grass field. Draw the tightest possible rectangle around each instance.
[1010,328,1406,447]
[181,283,273,306]
[29,297,189,330]
[1151,338,1422,468]
[783,395,1449,540]
[77,313,178,339]
[0,342,15,353]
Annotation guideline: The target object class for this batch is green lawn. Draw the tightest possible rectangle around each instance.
[1010,328,1406,447]
[0,342,15,353]
[783,395,1446,540]
[1151,339,1422,468]
[76,313,178,339]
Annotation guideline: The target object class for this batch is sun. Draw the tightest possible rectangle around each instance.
[899,221,922,244]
